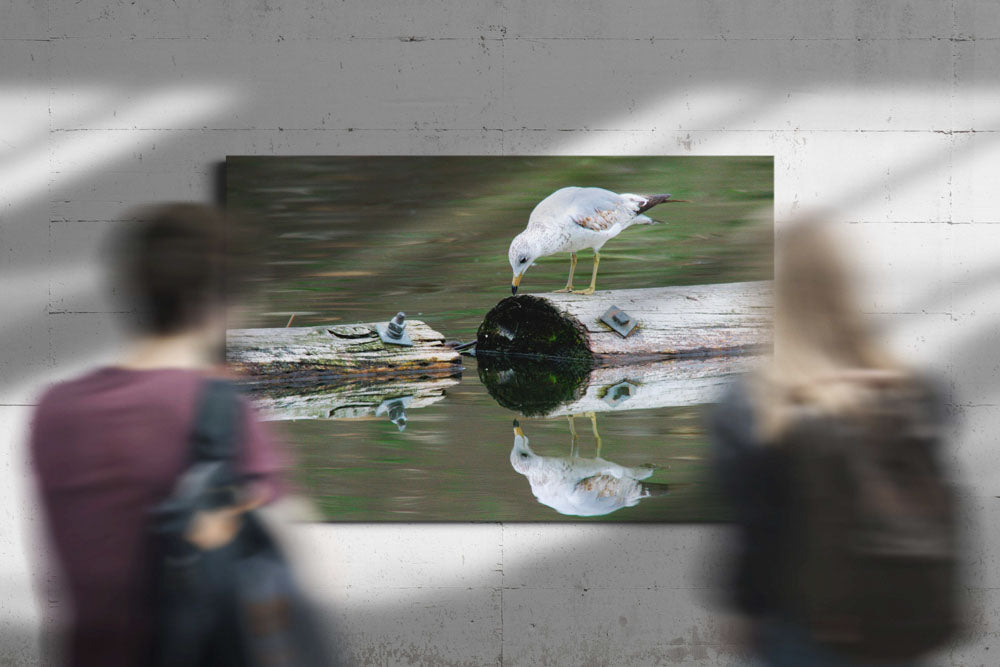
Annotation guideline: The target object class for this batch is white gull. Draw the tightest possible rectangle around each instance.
[508,186,684,295]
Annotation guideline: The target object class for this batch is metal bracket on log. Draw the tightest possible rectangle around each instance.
[376,395,412,431]
[600,306,638,338]
[603,380,638,407]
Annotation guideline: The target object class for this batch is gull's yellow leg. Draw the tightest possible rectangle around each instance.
[588,411,602,457]
[573,251,600,295]
[567,414,579,456]
[553,253,577,293]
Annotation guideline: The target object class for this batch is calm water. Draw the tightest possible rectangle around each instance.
[227,156,772,522]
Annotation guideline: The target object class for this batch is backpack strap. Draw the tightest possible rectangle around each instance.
[190,378,243,464]
[149,379,244,558]
[182,378,244,509]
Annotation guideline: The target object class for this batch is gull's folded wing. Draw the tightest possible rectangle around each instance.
[568,188,666,232]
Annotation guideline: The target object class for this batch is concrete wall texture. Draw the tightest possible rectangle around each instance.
[2,1,998,664]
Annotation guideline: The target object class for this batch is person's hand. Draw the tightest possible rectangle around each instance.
[185,506,243,550]
[184,491,265,550]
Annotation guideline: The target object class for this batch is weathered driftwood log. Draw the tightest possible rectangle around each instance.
[477,280,772,364]
[478,353,757,417]
[227,319,461,385]
[246,375,461,423]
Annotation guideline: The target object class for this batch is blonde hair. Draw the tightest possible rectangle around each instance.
[753,219,905,442]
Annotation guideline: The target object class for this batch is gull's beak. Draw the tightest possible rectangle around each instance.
[513,418,524,436]
[511,274,522,295]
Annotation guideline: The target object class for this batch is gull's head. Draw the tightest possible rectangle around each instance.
[508,232,539,295]
[510,419,534,473]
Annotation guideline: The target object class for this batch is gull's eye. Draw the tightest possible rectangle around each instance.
[519,256,527,264]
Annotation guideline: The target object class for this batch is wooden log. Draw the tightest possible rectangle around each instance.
[477,280,771,364]
[227,319,462,385]
[245,375,461,423]
[478,353,756,418]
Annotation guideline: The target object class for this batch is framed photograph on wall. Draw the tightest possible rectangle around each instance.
[225,156,772,522]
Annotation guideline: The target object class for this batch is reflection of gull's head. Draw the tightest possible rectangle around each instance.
[510,419,534,474]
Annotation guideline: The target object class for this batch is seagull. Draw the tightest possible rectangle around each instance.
[508,186,685,295]
[509,418,670,517]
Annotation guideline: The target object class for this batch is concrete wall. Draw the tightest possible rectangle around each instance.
[2,1,998,664]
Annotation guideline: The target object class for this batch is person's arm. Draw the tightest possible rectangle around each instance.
[236,396,288,504]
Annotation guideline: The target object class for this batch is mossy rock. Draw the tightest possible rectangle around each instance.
[476,295,592,363]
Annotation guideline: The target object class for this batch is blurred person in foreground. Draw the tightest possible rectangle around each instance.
[30,205,329,666]
[709,220,964,666]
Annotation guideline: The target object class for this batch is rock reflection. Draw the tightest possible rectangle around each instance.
[510,418,672,517]
[477,353,591,416]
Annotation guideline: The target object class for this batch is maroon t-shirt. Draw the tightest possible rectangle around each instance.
[30,367,284,667]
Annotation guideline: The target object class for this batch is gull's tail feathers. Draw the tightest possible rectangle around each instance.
[639,482,673,498]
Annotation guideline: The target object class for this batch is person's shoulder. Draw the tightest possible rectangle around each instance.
[713,374,757,421]
[35,367,207,412]
[708,375,760,447]
[30,369,120,450]
[234,390,264,417]
[854,368,949,411]
[898,370,952,427]
[33,368,110,411]
[907,371,950,403]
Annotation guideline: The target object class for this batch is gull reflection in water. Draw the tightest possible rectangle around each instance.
[509,416,671,517]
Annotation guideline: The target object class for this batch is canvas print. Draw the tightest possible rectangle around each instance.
[226,156,773,522]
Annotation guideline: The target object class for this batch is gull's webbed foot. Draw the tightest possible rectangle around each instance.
[571,287,596,295]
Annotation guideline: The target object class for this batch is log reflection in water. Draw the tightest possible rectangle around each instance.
[244,374,461,426]
[479,353,758,418]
